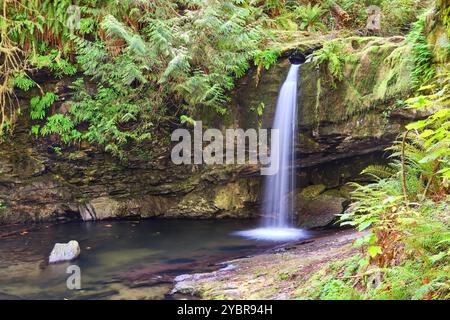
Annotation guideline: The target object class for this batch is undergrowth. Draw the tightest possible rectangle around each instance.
[297,200,449,300]
[0,0,433,159]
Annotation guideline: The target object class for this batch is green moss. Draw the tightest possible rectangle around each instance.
[299,184,326,199]
[373,45,413,101]
[341,79,365,118]
[322,189,344,198]
[370,46,380,53]
[295,255,364,300]
[309,36,413,124]
[354,45,393,96]
[431,29,449,64]
[298,132,322,152]
[320,279,362,300]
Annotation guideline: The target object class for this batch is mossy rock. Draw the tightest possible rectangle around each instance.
[299,184,327,199]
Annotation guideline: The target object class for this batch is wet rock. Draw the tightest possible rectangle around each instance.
[164,177,260,219]
[79,203,96,221]
[0,292,23,300]
[171,265,237,295]
[49,240,80,263]
[299,184,326,199]
[89,197,122,220]
[296,192,347,229]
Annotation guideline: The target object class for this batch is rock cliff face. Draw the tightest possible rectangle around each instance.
[0,129,261,224]
[0,35,417,226]
[227,36,413,167]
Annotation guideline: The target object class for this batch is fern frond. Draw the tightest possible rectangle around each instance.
[101,15,146,55]
[361,165,398,181]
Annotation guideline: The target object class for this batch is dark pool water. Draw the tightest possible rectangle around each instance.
[0,219,273,300]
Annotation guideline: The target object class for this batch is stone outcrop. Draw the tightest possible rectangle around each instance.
[0,134,261,223]
[220,36,414,168]
[48,240,80,263]
[296,187,349,228]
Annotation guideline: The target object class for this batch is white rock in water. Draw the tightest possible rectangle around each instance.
[49,240,80,263]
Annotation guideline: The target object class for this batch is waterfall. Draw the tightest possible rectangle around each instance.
[263,63,299,228]
[235,63,307,241]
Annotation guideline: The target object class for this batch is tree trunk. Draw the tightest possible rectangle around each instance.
[330,2,349,29]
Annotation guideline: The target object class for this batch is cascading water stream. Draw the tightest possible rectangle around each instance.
[263,63,299,228]
[235,63,307,241]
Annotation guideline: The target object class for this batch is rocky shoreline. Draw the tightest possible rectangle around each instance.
[171,228,364,299]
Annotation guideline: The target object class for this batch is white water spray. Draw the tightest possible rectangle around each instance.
[235,63,307,241]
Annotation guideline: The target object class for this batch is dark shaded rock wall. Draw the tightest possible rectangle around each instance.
[0,123,261,224]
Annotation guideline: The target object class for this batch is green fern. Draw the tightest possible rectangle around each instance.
[313,41,349,88]
[101,15,146,55]
[13,74,35,91]
[407,15,436,88]
[361,165,398,181]
[293,4,326,32]
[30,93,58,120]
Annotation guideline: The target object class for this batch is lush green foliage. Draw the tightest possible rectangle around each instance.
[321,2,449,297]
[0,0,431,157]
[335,0,428,33]
[408,14,436,88]
[312,40,353,88]
[30,92,58,120]
[332,59,449,299]
[2,0,272,156]
[293,3,326,32]
[403,72,450,191]
[298,202,450,299]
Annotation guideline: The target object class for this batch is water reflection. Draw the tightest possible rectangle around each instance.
[0,219,267,300]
